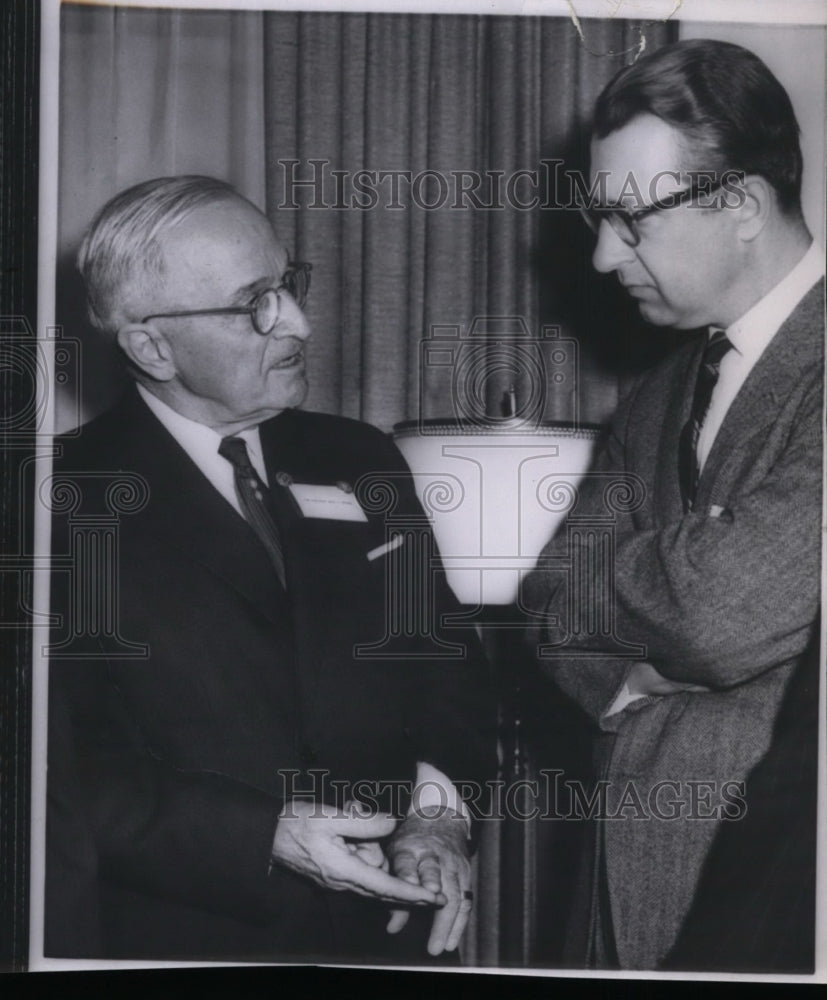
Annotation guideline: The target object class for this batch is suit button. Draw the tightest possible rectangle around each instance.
[300,745,317,765]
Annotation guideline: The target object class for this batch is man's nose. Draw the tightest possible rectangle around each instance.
[273,291,311,340]
[592,219,636,274]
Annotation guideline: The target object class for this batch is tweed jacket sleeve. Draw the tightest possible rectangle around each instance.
[522,282,823,711]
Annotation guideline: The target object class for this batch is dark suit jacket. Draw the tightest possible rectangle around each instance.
[46,389,495,962]
[522,279,824,969]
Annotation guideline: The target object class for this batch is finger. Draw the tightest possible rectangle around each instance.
[352,841,385,868]
[327,812,398,839]
[416,853,443,895]
[427,896,459,956]
[386,909,410,935]
[443,909,470,954]
[343,799,378,819]
[391,847,421,885]
[444,886,474,953]
[337,853,439,904]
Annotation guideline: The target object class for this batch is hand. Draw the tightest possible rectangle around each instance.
[344,838,387,870]
[386,806,472,956]
[626,660,711,697]
[271,800,443,906]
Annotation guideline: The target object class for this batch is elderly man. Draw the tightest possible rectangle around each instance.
[46,176,495,963]
[523,40,823,970]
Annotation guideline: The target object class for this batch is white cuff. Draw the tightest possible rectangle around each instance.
[604,680,648,718]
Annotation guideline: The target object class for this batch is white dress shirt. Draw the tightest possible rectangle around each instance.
[696,240,825,472]
[136,384,470,830]
[136,383,269,514]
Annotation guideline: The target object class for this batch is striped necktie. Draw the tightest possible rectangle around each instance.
[218,435,287,588]
[678,329,733,512]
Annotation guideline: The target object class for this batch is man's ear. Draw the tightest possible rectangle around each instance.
[116,324,177,382]
[733,174,774,242]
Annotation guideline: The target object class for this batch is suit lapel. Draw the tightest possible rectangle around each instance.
[258,409,345,485]
[115,390,290,628]
[697,278,824,503]
[258,410,379,569]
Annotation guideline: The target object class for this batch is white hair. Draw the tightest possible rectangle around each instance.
[77,175,254,335]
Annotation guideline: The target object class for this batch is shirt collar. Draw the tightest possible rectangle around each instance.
[718,241,825,362]
[135,383,267,482]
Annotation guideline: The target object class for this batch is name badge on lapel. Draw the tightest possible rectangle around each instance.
[286,482,368,522]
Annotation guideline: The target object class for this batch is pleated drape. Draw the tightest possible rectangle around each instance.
[57,5,672,432]
[261,13,672,430]
[57,4,268,427]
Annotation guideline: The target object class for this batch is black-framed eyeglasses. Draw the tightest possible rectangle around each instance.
[141,262,312,336]
[577,181,725,248]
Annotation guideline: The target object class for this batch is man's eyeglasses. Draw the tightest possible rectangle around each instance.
[577,181,725,248]
[141,261,312,336]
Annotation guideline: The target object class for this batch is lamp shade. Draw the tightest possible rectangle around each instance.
[393,419,601,606]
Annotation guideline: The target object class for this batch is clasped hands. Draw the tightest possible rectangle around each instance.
[272,800,471,955]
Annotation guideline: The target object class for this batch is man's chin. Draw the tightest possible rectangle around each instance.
[253,377,309,424]
[279,374,309,411]
[632,295,702,330]
[635,299,678,328]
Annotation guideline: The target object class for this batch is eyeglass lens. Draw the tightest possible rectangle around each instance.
[283,265,310,308]
[578,205,638,247]
[252,290,280,334]
[251,265,311,334]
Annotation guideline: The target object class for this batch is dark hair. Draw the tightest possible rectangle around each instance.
[593,39,803,213]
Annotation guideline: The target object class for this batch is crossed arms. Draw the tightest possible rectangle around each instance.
[521,359,822,717]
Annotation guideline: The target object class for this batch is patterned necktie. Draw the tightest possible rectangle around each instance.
[218,436,287,588]
[678,329,733,512]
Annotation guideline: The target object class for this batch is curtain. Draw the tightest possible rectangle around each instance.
[58,5,672,434]
[57,5,268,428]
[265,12,674,429]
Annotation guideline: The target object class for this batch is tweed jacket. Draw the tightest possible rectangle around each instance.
[522,278,824,969]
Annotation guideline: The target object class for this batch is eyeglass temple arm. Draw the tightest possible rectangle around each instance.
[141,305,254,323]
